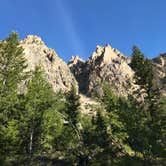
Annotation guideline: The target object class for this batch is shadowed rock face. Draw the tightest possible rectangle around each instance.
[68,56,89,94]
[20,35,78,92]
[68,44,137,97]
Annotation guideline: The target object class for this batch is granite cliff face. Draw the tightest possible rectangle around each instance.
[19,35,165,97]
[68,45,166,97]
[20,35,78,92]
[153,53,166,96]
[68,44,137,96]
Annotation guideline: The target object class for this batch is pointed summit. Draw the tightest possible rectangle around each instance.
[68,44,135,96]
[20,35,45,45]
[68,55,85,68]
[20,35,78,92]
[89,44,127,67]
[102,44,118,63]
[90,45,104,60]
[69,55,84,64]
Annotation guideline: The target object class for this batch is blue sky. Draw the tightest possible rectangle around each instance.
[0,0,166,61]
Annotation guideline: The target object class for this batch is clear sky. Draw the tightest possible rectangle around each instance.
[0,0,166,61]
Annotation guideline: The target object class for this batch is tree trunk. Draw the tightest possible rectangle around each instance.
[29,128,34,156]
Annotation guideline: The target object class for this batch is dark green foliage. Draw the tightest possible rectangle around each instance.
[0,32,28,163]
[129,45,165,163]
[80,88,130,165]
[130,46,154,92]
[19,67,57,156]
[41,105,64,154]
[123,98,151,157]
[81,111,111,165]
[150,97,166,157]
[65,85,80,127]
[130,46,145,84]
[103,84,119,111]
[0,32,27,120]
[102,86,128,149]
[93,111,109,148]
[0,32,27,93]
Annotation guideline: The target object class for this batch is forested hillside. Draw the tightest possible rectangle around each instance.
[0,33,165,166]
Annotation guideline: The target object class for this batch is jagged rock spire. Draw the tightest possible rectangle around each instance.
[68,44,135,96]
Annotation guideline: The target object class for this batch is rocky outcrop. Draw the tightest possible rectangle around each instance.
[20,35,78,92]
[68,56,89,93]
[153,53,166,96]
[69,44,166,98]
[79,94,99,115]
[19,35,165,97]
[68,44,137,96]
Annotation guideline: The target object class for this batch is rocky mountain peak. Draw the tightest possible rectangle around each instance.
[20,35,78,92]
[20,35,45,45]
[91,45,104,60]
[89,44,127,66]
[102,44,120,64]
[68,55,84,68]
[68,44,135,96]
[18,35,165,97]
[153,53,166,67]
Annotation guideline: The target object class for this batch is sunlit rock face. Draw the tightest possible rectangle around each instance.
[153,53,166,97]
[68,44,137,97]
[19,35,166,97]
[20,35,78,92]
[69,44,166,98]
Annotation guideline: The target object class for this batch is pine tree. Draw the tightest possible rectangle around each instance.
[0,32,27,98]
[130,46,145,86]
[150,97,166,158]
[130,45,154,94]
[0,32,27,119]
[93,111,110,148]
[41,93,65,155]
[103,84,118,111]
[19,67,56,159]
[65,85,80,127]
[102,85,128,149]
[130,46,165,164]
[0,32,28,162]
[82,111,111,165]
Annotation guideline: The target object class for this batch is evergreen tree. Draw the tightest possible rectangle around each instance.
[19,67,56,159]
[103,84,118,111]
[93,111,109,148]
[130,46,145,86]
[0,32,27,120]
[150,97,166,158]
[91,111,111,165]
[40,92,65,156]
[130,46,165,164]
[102,85,128,150]
[81,111,110,165]
[65,85,80,128]
[0,32,28,163]
[0,32,27,99]
[42,86,81,165]
[64,86,81,163]
[130,45,154,94]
